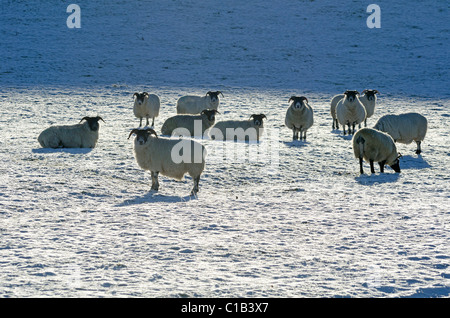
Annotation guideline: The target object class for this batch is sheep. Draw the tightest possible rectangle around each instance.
[336,90,366,135]
[176,91,223,114]
[38,116,104,148]
[209,114,267,142]
[373,112,427,154]
[128,128,206,195]
[359,89,379,127]
[352,127,401,174]
[330,94,344,130]
[284,96,314,141]
[133,92,160,128]
[161,109,219,137]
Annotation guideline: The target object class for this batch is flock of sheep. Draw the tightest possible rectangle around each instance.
[36,89,428,195]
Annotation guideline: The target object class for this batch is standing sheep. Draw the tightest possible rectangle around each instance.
[336,90,366,135]
[38,116,104,148]
[373,112,427,154]
[359,89,379,127]
[330,93,344,130]
[210,114,267,142]
[161,109,219,137]
[176,91,223,114]
[285,96,314,141]
[133,92,160,128]
[128,128,206,195]
[352,128,401,174]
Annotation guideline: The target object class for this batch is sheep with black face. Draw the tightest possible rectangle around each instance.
[161,109,219,137]
[359,89,379,127]
[285,96,314,141]
[128,128,206,195]
[176,91,223,114]
[133,92,160,128]
[38,116,104,148]
[210,114,267,142]
[336,90,366,135]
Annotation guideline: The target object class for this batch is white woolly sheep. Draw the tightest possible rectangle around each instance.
[336,90,366,135]
[128,128,206,195]
[176,91,223,114]
[373,112,427,154]
[330,94,344,130]
[133,92,160,127]
[359,89,379,127]
[209,114,267,142]
[38,116,104,148]
[285,96,314,140]
[353,128,401,174]
[161,109,219,137]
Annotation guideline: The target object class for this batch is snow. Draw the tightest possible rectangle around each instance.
[0,0,449,298]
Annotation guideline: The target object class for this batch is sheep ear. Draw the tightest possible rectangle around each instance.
[218,91,224,97]
[79,117,89,123]
[206,91,212,96]
[133,92,138,98]
[374,90,379,94]
[288,96,296,103]
[143,92,149,96]
[128,129,139,139]
[261,114,267,119]
[145,128,158,138]
[214,110,220,114]
[355,91,360,95]
[96,116,105,123]
[362,89,368,94]
[301,96,308,103]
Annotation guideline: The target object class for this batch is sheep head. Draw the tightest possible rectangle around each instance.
[128,128,158,145]
[289,96,308,110]
[133,92,149,105]
[362,89,379,101]
[206,91,224,102]
[201,109,220,123]
[250,114,267,126]
[80,116,105,131]
[344,90,360,102]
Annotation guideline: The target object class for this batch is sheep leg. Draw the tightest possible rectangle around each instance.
[332,120,335,130]
[415,141,422,154]
[343,125,347,135]
[379,160,386,173]
[191,176,200,196]
[370,160,375,174]
[151,171,159,191]
[151,117,155,128]
[336,119,339,130]
[139,118,143,128]
[146,117,150,127]
[293,129,298,140]
[364,118,367,127]
[359,157,364,174]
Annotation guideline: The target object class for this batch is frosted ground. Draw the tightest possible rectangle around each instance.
[0,1,449,297]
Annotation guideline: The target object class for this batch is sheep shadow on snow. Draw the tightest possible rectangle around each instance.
[32,147,94,154]
[117,191,196,206]
[355,172,400,185]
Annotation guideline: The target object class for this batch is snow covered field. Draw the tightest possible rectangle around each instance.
[0,0,449,297]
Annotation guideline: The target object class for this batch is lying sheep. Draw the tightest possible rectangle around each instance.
[330,94,344,130]
[353,128,401,174]
[176,91,223,114]
[38,116,104,148]
[285,96,314,140]
[210,114,267,142]
[336,90,366,135]
[128,128,206,195]
[373,112,427,154]
[359,89,379,127]
[161,109,219,137]
[133,92,160,127]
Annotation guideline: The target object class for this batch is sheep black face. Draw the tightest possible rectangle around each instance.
[80,116,105,131]
[250,114,267,126]
[133,92,149,105]
[289,96,308,110]
[206,91,224,103]
[389,153,402,173]
[344,90,360,102]
[362,89,379,101]
[128,128,158,145]
[201,109,220,122]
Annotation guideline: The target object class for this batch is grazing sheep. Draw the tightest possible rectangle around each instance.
[330,94,344,130]
[210,114,267,142]
[176,91,223,114]
[373,112,427,154]
[336,90,366,135]
[353,128,401,174]
[38,116,104,148]
[285,96,314,140]
[359,89,379,127]
[128,128,206,195]
[161,109,219,137]
[133,92,160,127]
